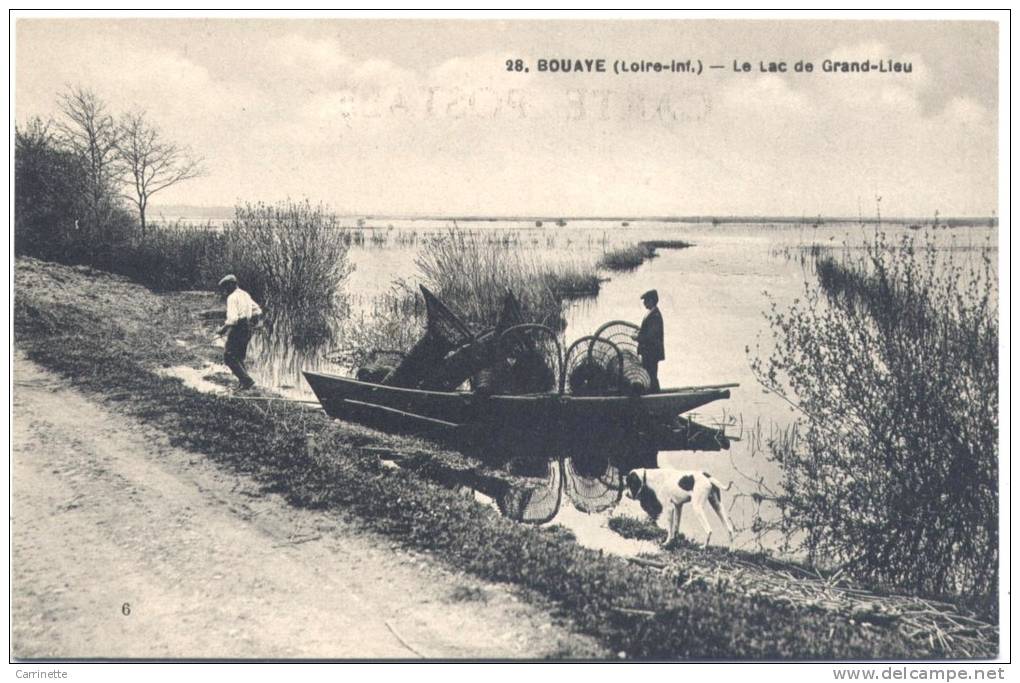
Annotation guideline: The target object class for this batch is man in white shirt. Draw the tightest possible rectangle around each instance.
[215,274,263,390]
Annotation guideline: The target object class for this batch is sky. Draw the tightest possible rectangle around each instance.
[14,17,999,218]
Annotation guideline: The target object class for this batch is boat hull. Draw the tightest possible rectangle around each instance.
[302,370,733,439]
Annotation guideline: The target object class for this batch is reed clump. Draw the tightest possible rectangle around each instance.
[415,230,599,329]
[597,243,656,271]
[219,200,354,351]
[750,230,998,611]
[639,239,694,251]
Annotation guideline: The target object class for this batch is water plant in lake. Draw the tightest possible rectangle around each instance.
[639,239,694,251]
[415,230,599,328]
[220,200,353,351]
[597,243,656,272]
[596,240,692,272]
[750,230,997,609]
[338,231,601,366]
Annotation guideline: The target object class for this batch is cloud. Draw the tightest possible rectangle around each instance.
[720,73,812,113]
[943,96,991,125]
[269,33,350,74]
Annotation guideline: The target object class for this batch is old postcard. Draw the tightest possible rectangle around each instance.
[10,13,1006,669]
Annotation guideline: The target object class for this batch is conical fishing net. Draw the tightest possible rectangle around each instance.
[497,324,560,394]
[565,336,624,396]
[381,285,475,388]
[591,320,640,356]
[564,321,651,395]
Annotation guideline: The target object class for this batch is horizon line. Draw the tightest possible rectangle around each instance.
[149,205,997,224]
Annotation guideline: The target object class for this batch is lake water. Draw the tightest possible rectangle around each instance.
[215,218,997,555]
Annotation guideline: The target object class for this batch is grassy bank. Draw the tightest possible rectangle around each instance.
[12,256,963,660]
[17,199,354,355]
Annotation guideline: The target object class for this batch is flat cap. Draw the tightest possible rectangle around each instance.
[640,289,658,301]
[218,274,238,287]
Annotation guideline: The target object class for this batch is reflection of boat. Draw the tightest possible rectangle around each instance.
[303,370,735,438]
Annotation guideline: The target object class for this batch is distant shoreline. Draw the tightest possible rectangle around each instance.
[151,205,997,227]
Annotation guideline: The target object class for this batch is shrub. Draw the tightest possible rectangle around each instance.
[14,118,134,265]
[750,231,998,607]
[14,119,89,262]
[114,220,229,291]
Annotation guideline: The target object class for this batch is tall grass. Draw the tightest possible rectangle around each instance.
[339,231,600,365]
[750,230,997,608]
[415,230,599,329]
[639,239,694,250]
[219,201,353,350]
[53,201,355,352]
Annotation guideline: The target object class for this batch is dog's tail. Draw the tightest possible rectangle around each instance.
[707,475,733,492]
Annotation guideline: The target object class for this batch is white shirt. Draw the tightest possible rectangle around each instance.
[225,288,263,326]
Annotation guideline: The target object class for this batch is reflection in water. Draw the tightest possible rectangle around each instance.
[426,414,731,555]
[563,454,623,514]
[451,452,664,557]
[497,459,562,524]
[487,454,625,524]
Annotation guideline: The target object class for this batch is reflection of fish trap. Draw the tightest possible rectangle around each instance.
[564,456,622,513]
[496,459,562,524]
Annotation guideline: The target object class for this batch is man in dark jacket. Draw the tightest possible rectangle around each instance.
[636,289,664,392]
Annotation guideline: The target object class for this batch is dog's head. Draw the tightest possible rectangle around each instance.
[624,469,645,500]
[625,468,663,521]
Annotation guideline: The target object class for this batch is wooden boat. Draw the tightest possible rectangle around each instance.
[303,369,736,438]
[304,287,735,454]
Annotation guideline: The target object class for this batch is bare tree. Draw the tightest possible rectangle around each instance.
[56,86,122,242]
[116,110,205,236]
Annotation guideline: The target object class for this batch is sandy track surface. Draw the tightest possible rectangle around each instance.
[11,356,601,660]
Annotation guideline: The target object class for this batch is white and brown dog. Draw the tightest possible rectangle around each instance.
[625,468,735,547]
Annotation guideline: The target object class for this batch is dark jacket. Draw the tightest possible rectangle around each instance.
[637,307,664,362]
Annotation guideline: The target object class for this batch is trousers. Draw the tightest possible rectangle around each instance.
[225,319,254,388]
[641,355,660,393]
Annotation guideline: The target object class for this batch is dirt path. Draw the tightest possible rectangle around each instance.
[11,355,602,660]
